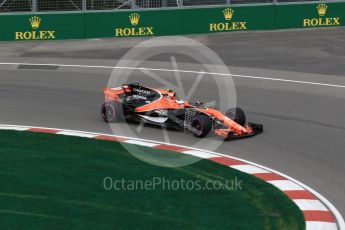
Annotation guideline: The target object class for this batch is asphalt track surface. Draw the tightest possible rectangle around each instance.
[0,28,345,219]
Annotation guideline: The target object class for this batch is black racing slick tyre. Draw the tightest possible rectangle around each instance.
[191,115,212,138]
[101,101,124,123]
[225,107,246,126]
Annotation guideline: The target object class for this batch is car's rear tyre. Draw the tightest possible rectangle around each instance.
[191,115,212,138]
[225,107,246,126]
[101,101,124,123]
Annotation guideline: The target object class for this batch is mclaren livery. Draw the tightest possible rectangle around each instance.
[101,83,263,140]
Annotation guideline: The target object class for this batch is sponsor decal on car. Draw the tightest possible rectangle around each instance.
[111,87,123,91]
[133,95,147,100]
[133,88,151,95]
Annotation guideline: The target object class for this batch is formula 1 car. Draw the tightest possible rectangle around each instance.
[101,83,263,140]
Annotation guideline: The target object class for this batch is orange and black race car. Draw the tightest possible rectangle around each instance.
[101,83,263,140]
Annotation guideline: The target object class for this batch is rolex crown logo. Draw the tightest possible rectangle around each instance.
[29,16,41,30]
[317,4,327,17]
[223,8,234,21]
[129,13,140,26]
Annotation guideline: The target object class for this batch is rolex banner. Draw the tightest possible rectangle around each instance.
[0,2,344,41]
[0,13,84,41]
[85,10,182,38]
[181,5,275,34]
[84,5,275,38]
[276,2,345,29]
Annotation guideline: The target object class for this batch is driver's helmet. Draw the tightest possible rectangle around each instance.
[168,92,176,100]
[166,89,176,100]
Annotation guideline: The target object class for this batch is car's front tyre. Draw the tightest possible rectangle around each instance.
[191,115,212,138]
[101,101,124,123]
[225,107,246,126]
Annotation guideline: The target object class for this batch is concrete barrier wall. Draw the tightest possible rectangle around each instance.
[0,2,343,41]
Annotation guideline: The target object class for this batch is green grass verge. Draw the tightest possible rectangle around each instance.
[0,130,305,230]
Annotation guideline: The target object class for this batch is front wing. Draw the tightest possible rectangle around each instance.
[223,123,263,140]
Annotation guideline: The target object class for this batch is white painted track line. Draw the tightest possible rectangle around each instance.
[1,62,345,89]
